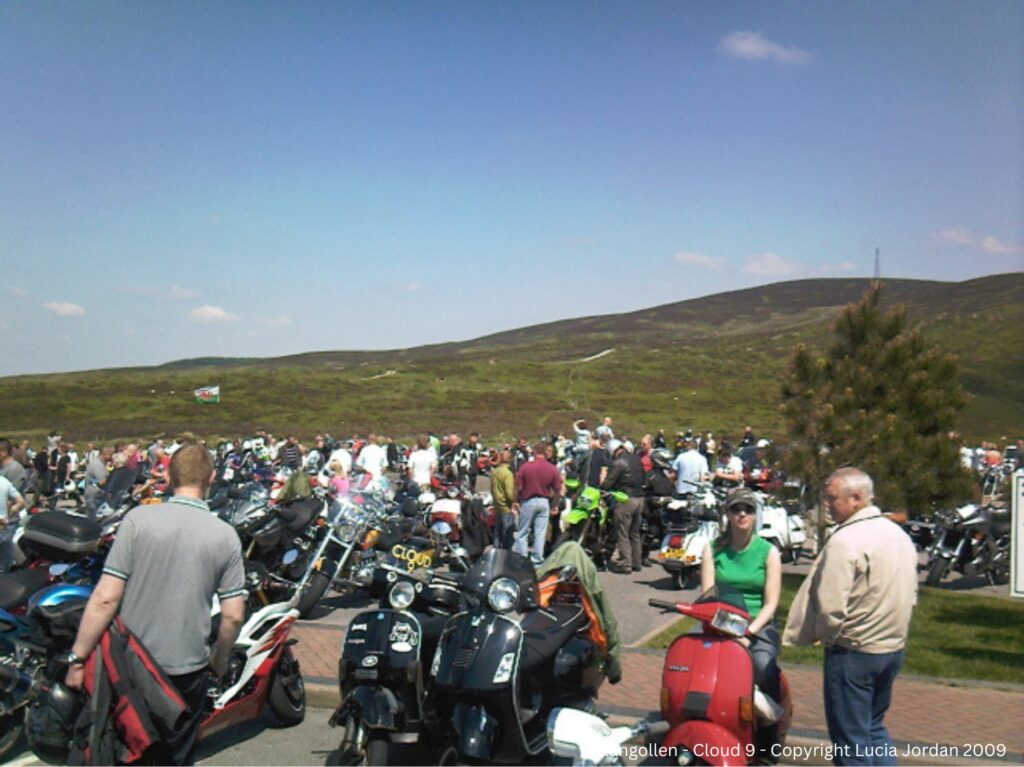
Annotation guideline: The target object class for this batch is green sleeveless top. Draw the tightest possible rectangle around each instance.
[713,536,773,616]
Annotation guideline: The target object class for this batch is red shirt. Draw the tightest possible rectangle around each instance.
[515,457,564,501]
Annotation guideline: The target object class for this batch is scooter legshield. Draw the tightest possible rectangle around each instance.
[664,721,747,767]
[339,685,401,731]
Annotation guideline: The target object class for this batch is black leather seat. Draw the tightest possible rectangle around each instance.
[519,604,587,673]
[276,498,321,533]
[0,568,52,611]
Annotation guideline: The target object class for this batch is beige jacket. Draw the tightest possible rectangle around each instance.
[783,506,918,654]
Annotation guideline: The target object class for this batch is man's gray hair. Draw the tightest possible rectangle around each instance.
[828,467,874,501]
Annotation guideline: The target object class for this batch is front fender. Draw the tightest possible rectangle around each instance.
[664,721,748,766]
[450,702,498,762]
[340,685,402,731]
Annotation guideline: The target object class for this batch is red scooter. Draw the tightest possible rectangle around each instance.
[649,587,791,766]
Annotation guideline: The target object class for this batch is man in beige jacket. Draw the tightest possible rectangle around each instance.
[784,468,918,766]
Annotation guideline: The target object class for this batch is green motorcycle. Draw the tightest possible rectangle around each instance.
[555,477,628,565]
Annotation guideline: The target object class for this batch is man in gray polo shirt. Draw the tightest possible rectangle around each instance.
[66,444,246,765]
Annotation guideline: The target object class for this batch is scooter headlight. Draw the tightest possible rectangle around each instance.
[487,578,520,613]
[711,608,750,638]
[389,581,416,610]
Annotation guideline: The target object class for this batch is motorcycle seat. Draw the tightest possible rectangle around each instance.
[519,604,588,673]
[0,568,52,611]
[276,498,321,533]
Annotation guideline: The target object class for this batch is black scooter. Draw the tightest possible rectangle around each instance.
[330,563,461,765]
[428,549,607,765]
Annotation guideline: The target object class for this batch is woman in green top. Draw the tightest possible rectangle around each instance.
[699,488,782,703]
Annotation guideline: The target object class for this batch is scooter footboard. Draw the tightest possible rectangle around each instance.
[664,721,749,766]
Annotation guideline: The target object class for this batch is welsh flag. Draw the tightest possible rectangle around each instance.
[194,385,220,404]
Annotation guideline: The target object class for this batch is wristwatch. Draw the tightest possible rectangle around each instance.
[62,651,88,666]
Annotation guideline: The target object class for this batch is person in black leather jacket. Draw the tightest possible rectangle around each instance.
[601,440,645,574]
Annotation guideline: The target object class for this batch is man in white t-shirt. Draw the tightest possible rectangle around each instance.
[670,438,709,495]
[0,475,25,524]
[712,445,744,489]
[407,434,438,488]
[356,434,389,480]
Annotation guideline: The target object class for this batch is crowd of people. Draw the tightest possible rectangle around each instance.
[2,416,1015,766]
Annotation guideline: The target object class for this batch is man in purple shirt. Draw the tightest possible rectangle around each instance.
[513,441,564,565]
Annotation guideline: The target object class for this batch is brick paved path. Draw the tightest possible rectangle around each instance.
[293,622,1024,762]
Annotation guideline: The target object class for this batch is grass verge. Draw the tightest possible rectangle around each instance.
[645,574,1024,685]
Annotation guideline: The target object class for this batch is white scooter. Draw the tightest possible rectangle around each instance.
[755,491,806,563]
[656,482,723,590]
[547,708,669,766]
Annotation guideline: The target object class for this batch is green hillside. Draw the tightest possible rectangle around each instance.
[2,275,1021,445]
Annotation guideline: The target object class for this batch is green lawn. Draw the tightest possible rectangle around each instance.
[646,574,1024,685]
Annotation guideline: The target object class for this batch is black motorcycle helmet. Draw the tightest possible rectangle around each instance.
[26,681,83,765]
[650,448,674,472]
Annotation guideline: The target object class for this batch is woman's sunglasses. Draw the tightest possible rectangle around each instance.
[728,506,755,516]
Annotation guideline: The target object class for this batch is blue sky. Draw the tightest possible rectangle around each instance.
[1,1,1021,376]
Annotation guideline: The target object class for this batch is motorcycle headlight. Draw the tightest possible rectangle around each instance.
[389,581,416,610]
[487,578,520,613]
[711,608,750,638]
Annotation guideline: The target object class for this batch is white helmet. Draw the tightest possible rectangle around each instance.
[606,439,623,455]
[757,439,771,448]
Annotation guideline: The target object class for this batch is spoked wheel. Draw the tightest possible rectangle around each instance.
[268,647,305,725]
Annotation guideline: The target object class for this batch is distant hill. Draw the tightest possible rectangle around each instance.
[2,275,1021,443]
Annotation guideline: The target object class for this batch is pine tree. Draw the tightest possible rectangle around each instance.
[780,283,974,522]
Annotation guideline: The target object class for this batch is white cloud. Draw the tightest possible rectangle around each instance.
[742,252,800,276]
[187,305,240,323]
[719,31,810,65]
[672,250,725,270]
[931,227,1022,254]
[406,281,423,292]
[117,284,201,300]
[979,236,1022,255]
[258,315,292,327]
[43,302,86,317]
[167,285,201,299]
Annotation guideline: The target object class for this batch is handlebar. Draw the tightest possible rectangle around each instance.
[636,720,670,738]
[648,598,678,611]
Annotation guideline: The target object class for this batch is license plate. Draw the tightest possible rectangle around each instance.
[662,548,687,560]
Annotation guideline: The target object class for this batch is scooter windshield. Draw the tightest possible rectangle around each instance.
[693,584,750,617]
[461,548,538,609]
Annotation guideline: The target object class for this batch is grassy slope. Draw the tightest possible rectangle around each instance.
[1,275,1021,444]
[646,574,1024,685]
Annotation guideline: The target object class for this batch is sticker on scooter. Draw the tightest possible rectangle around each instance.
[351,623,367,631]
[389,622,419,652]
[362,655,379,667]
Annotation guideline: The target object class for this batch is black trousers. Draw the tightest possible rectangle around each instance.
[142,668,208,766]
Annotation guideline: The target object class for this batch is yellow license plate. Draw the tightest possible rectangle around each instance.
[662,548,687,560]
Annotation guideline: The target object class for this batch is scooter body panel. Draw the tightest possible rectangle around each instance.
[661,633,755,755]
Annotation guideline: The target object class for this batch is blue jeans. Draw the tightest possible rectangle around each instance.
[514,497,550,564]
[824,647,904,766]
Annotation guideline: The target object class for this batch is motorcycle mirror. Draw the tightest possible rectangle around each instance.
[558,564,577,581]
[281,549,300,566]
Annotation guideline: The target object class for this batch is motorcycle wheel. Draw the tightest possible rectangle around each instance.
[269,648,306,726]
[925,558,947,587]
[0,710,24,762]
[297,571,333,618]
[990,564,1010,586]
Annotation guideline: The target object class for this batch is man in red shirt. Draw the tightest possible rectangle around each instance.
[513,441,563,565]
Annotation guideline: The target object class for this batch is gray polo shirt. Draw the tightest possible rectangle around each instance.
[103,497,247,675]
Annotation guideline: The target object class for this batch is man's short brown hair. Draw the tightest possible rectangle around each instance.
[169,444,213,491]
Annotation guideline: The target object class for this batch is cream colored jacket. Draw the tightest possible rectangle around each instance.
[783,506,918,654]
